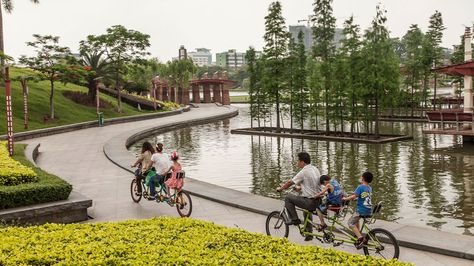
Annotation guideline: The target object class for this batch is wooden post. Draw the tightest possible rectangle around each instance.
[5,67,14,156]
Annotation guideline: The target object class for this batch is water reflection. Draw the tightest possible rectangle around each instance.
[130,105,474,235]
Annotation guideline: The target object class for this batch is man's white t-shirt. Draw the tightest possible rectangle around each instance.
[292,164,321,198]
[151,152,171,175]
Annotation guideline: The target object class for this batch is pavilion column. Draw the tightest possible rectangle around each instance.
[177,87,184,104]
[162,86,169,101]
[170,86,176,102]
[213,84,222,103]
[192,84,201,103]
[203,84,211,103]
[182,87,190,105]
[464,27,473,114]
[222,83,230,105]
[156,84,163,101]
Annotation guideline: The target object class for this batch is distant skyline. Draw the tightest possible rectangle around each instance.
[5,0,474,63]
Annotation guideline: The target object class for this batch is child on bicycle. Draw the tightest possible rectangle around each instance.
[131,141,155,194]
[314,175,343,230]
[164,151,184,201]
[343,171,373,249]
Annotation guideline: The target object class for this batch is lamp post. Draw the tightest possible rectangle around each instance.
[94,77,103,114]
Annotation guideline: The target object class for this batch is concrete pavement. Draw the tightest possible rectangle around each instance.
[23,104,473,265]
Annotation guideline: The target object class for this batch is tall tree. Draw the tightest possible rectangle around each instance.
[422,11,445,110]
[340,16,362,135]
[311,0,336,133]
[292,31,308,131]
[361,5,400,138]
[82,25,150,112]
[402,24,424,117]
[19,35,79,119]
[263,1,288,130]
[246,47,258,127]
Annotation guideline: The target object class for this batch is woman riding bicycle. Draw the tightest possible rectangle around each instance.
[131,141,155,193]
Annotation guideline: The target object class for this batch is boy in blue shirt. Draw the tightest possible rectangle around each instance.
[343,171,373,249]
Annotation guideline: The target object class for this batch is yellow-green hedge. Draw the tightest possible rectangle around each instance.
[0,218,410,265]
[0,142,37,186]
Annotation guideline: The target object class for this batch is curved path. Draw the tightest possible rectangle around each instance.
[23,104,471,265]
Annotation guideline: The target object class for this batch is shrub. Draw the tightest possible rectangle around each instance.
[0,145,72,209]
[0,142,37,186]
[0,218,409,265]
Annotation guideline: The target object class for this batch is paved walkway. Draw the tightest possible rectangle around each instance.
[23,104,472,265]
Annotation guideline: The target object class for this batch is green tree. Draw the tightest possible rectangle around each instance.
[292,31,308,131]
[165,58,196,103]
[263,1,288,130]
[402,24,424,117]
[125,58,163,95]
[360,5,400,138]
[340,16,362,135]
[246,47,258,127]
[311,0,336,133]
[79,50,112,101]
[82,25,150,112]
[19,34,80,119]
[421,11,445,110]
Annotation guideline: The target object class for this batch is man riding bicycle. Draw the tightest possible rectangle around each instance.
[276,152,321,241]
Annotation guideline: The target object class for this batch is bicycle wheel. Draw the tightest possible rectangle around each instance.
[176,191,193,217]
[363,228,400,259]
[265,211,289,238]
[130,179,142,203]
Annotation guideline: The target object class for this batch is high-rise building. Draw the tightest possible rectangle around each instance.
[178,45,187,60]
[216,49,246,69]
[289,25,344,51]
[188,48,212,67]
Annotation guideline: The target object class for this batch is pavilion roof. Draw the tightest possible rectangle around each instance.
[432,60,474,77]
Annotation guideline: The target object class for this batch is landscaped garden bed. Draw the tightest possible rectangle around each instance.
[0,143,72,209]
[0,217,408,265]
[231,127,413,144]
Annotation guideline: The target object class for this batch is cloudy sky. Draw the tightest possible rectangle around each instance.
[5,0,474,62]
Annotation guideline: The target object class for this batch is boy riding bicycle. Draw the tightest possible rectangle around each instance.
[343,171,374,249]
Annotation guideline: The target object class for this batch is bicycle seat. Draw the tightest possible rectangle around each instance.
[360,214,373,219]
[327,205,342,214]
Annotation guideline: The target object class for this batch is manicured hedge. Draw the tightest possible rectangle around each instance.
[0,218,409,265]
[0,144,72,209]
[0,142,37,186]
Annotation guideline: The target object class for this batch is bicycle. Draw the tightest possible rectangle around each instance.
[130,167,193,217]
[265,190,400,260]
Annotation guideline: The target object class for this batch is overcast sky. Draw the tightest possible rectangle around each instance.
[5,0,474,62]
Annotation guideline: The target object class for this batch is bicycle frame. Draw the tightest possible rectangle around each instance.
[296,207,377,247]
[139,176,180,203]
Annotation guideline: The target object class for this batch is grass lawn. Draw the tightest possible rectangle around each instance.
[0,68,154,134]
[230,95,249,103]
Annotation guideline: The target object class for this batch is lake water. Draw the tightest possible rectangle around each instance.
[129,104,474,235]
